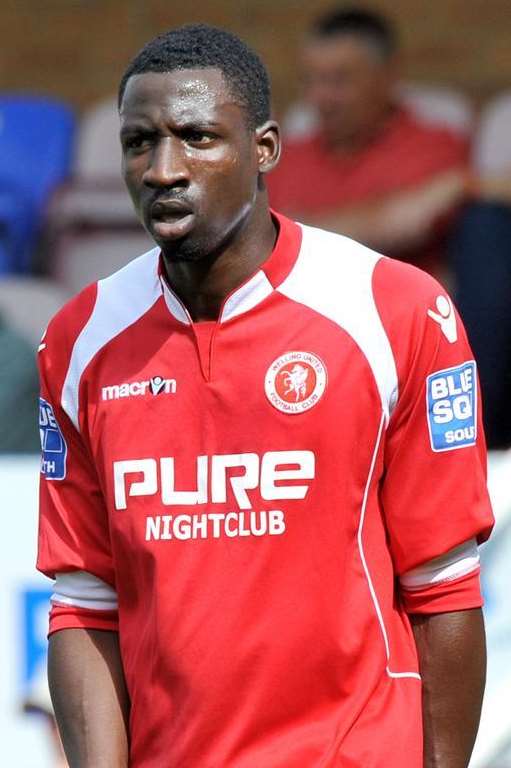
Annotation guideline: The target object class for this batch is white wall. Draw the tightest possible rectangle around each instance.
[0,456,53,768]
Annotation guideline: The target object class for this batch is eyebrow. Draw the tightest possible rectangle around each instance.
[174,118,222,128]
[119,120,153,134]
[120,118,223,135]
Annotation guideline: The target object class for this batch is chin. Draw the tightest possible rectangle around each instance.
[154,219,239,264]
[159,237,212,263]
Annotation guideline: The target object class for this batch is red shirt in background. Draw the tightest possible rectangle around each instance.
[268,107,469,270]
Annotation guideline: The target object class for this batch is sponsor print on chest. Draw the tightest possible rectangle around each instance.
[113,449,316,544]
[108,350,329,545]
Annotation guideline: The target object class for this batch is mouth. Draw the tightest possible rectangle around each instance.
[149,199,195,240]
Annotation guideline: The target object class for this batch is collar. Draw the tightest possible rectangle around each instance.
[159,211,302,325]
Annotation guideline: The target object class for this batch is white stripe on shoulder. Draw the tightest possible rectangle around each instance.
[278,224,398,421]
[51,571,118,611]
[62,247,161,429]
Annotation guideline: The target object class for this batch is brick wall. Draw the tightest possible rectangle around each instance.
[2,0,511,115]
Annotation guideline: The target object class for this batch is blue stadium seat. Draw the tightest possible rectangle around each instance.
[0,95,75,273]
[0,181,32,273]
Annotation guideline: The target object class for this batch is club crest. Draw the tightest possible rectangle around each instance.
[265,351,327,414]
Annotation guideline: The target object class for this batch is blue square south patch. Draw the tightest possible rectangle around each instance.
[39,397,67,479]
[426,361,477,452]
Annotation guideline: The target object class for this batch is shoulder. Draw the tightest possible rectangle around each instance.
[278,221,470,420]
[279,223,386,334]
[372,256,450,331]
[372,257,470,403]
[283,222,383,290]
[44,246,161,357]
[283,221,452,346]
[283,219,443,299]
[40,246,162,427]
[396,108,469,158]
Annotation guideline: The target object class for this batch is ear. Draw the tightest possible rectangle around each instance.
[254,120,281,175]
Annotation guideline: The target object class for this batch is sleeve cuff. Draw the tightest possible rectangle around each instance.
[49,602,119,635]
[400,567,483,614]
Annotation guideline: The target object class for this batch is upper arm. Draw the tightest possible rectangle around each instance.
[37,297,119,634]
[373,259,494,595]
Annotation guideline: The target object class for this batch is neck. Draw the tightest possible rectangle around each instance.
[161,202,277,322]
[323,103,395,153]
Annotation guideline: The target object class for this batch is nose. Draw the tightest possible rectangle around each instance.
[142,137,188,189]
[307,80,339,110]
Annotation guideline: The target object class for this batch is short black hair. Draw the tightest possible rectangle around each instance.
[309,6,398,60]
[118,24,271,128]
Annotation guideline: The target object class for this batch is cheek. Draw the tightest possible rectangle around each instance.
[221,166,255,211]
[198,160,255,209]
[122,160,142,191]
[122,171,139,203]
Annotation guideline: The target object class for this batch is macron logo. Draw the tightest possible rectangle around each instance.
[102,376,176,401]
[427,295,458,344]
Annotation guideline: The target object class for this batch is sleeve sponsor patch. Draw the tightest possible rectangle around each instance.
[426,361,477,452]
[39,397,67,480]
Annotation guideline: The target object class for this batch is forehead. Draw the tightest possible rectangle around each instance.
[303,35,383,71]
[120,68,243,125]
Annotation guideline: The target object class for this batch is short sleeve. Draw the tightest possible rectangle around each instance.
[374,258,494,576]
[36,292,118,632]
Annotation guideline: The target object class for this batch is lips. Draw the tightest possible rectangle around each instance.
[151,199,193,221]
[148,198,195,240]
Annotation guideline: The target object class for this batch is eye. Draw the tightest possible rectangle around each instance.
[183,129,216,146]
[122,133,153,152]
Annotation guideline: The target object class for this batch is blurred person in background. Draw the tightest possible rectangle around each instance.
[268,6,471,275]
[269,5,511,449]
[23,663,68,768]
[0,310,39,452]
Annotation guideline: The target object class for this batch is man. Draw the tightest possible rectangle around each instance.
[37,24,493,768]
[268,7,470,273]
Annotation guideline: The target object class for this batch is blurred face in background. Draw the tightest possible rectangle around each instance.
[302,34,398,149]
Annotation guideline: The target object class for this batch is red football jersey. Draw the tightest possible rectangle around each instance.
[37,213,493,768]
